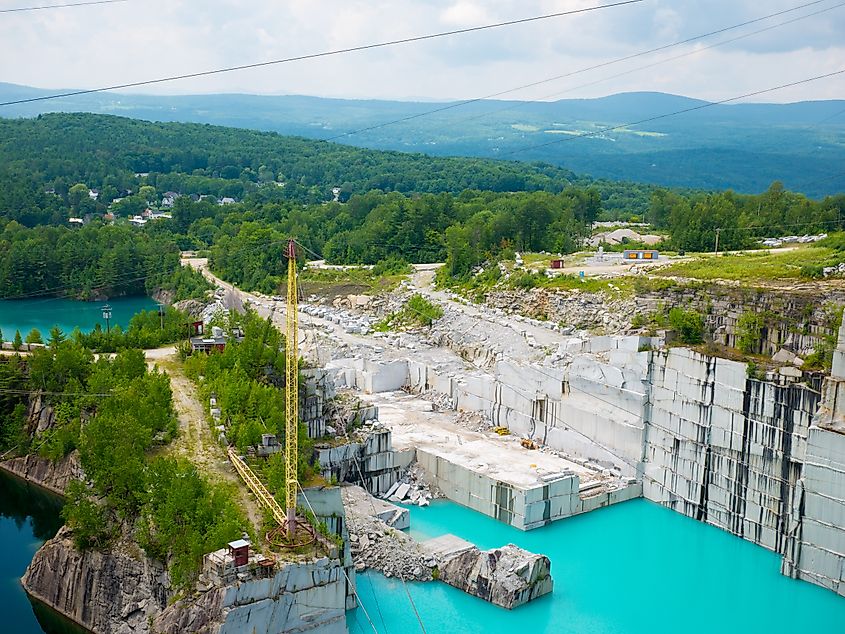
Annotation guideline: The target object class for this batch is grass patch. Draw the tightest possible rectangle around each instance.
[654,247,840,281]
[299,267,407,300]
[375,294,443,331]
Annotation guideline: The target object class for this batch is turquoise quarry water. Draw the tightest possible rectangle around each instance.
[0,296,157,340]
[348,499,845,634]
[0,471,86,634]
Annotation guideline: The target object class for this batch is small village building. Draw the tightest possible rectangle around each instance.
[623,249,659,260]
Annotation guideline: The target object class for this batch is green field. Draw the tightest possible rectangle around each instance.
[654,247,839,281]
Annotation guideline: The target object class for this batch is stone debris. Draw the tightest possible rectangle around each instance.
[454,410,493,433]
[341,486,435,581]
[771,347,804,367]
[485,288,637,334]
[422,534,553,609]
[823,262,845,277]
[301,303,375,335]
[384,462,442,506]
[416,388,454,411]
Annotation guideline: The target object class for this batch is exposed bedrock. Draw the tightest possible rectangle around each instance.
[22,527,169,634]
[154,557,347,634]
[423,534,553,609]
[0,451,81,496]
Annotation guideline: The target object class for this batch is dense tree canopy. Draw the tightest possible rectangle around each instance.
[0,113,842,290]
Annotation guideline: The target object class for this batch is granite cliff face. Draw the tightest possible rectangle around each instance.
[1,451,81,495]
[22,527,169,634]
[23,526,350,634]
[153,557,347,634]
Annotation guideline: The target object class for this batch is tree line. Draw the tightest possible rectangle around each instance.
[0,222,209,300]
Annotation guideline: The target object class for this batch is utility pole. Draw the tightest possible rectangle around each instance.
[101,304,112,333]
[714,228,721,255]
[158,303,165,330]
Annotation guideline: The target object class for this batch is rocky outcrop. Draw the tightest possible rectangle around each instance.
[486,288,636,333]
[424,535,553,609]
[151,288,174,306]
[22,527,169,634]
[0,451,81,495]
[173,297,209,318]
[154,558,347,634]
[26,393,57,436]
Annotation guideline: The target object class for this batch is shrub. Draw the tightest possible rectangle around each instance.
[511,271,542,290]
[736,311,764,354]
[668,308,704,344]
[406,294,444,327]
[371,255,413,276]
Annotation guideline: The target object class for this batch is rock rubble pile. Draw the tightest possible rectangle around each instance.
[383,462,442,506]
[485,288,638,333]
[341,487,434,581]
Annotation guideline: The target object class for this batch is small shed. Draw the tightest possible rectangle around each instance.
[623,250,659,261]
[228,539,250,567]
[550,259,565,269]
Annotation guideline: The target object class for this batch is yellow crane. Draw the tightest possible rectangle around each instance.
[284,238,299,539]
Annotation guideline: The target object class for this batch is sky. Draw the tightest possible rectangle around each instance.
[0,0,843,104]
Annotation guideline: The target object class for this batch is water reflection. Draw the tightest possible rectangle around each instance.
[0,470,88,634]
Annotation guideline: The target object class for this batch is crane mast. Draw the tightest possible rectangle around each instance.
[285,238,299,538]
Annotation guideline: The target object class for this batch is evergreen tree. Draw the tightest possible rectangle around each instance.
[49,326,65,349]
[13,330,22,351]
[25,328,43,345]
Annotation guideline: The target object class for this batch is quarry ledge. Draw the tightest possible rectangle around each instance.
[361,390,639,530]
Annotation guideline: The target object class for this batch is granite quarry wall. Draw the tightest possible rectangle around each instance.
[642,347,821,553]
[324,318,845,598]
[781,318,845,596]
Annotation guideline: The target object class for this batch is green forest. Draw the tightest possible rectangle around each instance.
[0,345,246,587]
[0,113,843,291]
[0,222,210,300]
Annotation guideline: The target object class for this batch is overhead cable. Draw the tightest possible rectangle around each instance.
[501,68,845,157]
[325,0,834,141]
[0,1,645,107]
[0,0,128,13]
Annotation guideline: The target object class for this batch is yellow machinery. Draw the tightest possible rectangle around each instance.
[285,239,299,539]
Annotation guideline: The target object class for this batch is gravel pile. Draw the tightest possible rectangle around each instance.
[454,410,493,433]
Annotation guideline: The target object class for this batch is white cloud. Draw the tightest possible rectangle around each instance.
[0,0,842,103]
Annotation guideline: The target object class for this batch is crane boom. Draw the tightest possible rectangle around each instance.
[285,239,299,538]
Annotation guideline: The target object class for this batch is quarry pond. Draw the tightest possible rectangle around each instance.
[5,479,845,634]
[348,498,845,633]
[0,296,157,341]
[0,471,85,634]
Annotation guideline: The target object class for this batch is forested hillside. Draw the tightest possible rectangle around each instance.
[0,113,843,292]
[0,223,207,300]
[2,85,842,196]
[0,113,586,206]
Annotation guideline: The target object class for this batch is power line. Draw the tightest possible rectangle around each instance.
[501,68,845,157]
[457,1,845,126]
[296,483,380,634]
[0,387,114,397]
[0,0,128,13]
[0,1,645,108]
[815,105,845,124]
[325,0,834,142]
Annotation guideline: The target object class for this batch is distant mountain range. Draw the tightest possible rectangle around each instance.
[1,83,843,197]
